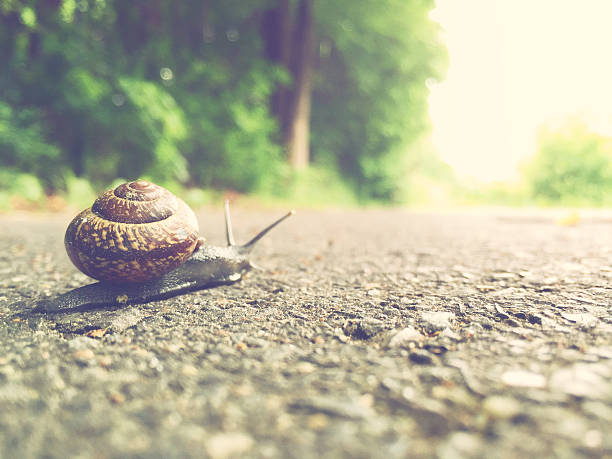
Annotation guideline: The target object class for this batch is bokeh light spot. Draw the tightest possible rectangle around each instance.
[226,27,240,42]
[160,67,174,81]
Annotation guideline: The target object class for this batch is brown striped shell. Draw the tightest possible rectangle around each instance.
[64,180,200,282]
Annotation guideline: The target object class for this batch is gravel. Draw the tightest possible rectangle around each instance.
[1,207,611,458]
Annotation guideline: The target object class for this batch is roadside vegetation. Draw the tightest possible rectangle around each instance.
[1,1,609,211]
[0,0,446,210]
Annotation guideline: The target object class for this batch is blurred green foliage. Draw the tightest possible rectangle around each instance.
[0,101,61,180]
[0,0,446,208]
[524,121,612,206]
[313,0,447,200]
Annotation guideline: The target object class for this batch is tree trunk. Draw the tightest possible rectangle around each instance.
[285,0,313,169]
[261,0,291,132]
[261,0,314,170]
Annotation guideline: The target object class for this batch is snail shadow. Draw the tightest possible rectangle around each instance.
[27,278,238,314]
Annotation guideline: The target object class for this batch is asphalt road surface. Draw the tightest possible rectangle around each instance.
[1,207,611,458]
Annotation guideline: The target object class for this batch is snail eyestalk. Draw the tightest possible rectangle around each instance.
[239,209,295,254]
[224,200,236,247]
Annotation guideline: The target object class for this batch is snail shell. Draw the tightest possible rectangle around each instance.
[64,180,200,282]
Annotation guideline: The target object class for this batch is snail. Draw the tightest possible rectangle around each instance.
[36,180,294,312]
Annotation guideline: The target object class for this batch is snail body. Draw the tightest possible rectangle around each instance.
[39,245,251,311]
[37,180,293,311]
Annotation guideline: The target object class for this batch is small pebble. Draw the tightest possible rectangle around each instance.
[72,349,95,363]
[181,364,198,377]
[560,312,598,328]
[549,363,611,399]
[296,362,316,374]
[482,396,521,420]
[68,336,99,350]
[584,430,603,449]
[420,311,455,333]
[85,328,107,338]
[409,351,433,365]
[501,370,546,389]
[206,432,254,459]
[527,314,543,325]
[359,318,385,339]
[438,431,483,459]
[98,356,112,368]
[110,392,125,405]
[388,326,422,348]
[307,413,329,430]
[163,343,183,354]
[116,294,129,304]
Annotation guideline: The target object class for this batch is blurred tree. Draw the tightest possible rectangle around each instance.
[0,0,446,201]
[262,0,313,169]
[0,101,61,183]
[108,0,284,191]
[312,0,447,200]
[262,0,446,199]
[525,120,612,205]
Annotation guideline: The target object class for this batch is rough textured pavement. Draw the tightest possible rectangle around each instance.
[1,207,611,458]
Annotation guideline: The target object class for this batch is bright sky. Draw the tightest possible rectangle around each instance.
[428,0,612,182]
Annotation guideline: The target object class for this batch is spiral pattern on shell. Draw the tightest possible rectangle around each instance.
[64,180,200,282]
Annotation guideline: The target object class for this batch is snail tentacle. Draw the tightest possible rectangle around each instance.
[224,200,236,247]
[237,209,295,255]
